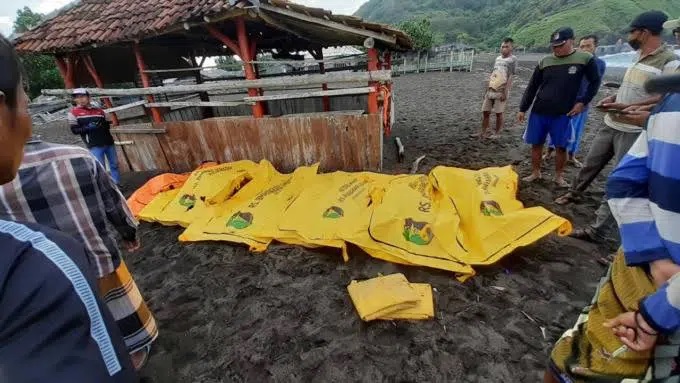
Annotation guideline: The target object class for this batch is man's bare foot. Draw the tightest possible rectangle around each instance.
[130,346,151,371]
[522,173,542,182]
[555,192,575,205]
[555,177,570,188]
[570,157,584,168]
[489,133,500,140]
[470,132,487,138]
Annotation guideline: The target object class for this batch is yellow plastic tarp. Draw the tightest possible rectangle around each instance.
[153,161,258,227]
[137,188,180,223]
[180,161,318,251]
[429,165,572,265]
[278,171,396,261]
[347,175,476,281]
[347,274,433,321]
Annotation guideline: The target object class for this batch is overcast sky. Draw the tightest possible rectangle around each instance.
[0,0,365,37]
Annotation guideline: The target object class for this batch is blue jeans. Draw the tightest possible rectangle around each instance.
[90,145,120,184]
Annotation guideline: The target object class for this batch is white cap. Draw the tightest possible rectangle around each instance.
[664,18,680,30]
[72,88,89,96]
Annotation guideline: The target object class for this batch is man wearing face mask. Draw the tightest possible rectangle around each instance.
[555,10,680,248]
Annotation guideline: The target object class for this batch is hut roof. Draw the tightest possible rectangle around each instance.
[14,0,413,54]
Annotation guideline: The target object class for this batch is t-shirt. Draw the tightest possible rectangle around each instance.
[0,220,137,383]
[488,55,518,92]
[520,50,602,116]
[605,45,680,133]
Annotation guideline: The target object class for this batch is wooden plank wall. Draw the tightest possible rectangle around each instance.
[115,113,381,174]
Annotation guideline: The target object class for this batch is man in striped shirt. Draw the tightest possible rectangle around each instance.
[605,91,680,354]
[0,138,158,369]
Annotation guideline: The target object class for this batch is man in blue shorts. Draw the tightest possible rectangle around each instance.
[518,27,603,187]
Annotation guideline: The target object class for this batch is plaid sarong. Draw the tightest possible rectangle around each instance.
[98,260,158,353]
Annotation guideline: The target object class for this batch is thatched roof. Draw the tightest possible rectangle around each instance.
[14,0,413,54]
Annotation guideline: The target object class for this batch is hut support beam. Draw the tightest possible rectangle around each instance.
[55,55,76,89]
[206,20,264,118]
[82,54,119,126]
[133,44,163,123]
[367,48,379,115]
[309,48,330,112]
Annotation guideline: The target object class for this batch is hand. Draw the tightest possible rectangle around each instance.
[649,259,680,287]
[596,95,616,107]
[624,104,655,113]
[601,102,629,110]
[567,102,585,117]
[500,93,507,102]
[517,112,526,124]
[622,110,652,128]
[604,312,658,352]
[123,239,141,253]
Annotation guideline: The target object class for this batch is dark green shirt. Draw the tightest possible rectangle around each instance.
[520,50,602,115]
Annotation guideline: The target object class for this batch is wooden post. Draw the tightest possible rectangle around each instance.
[310,48,330,112]
[189,54,214,119]
[82,54,119,126]
[416,51,421,73]
[133,43,163,123]
[424,53,428,73]
[236,18,265,118]
[55,56,76,89]
[403,57,407,74]
[449,50,454,72]
[367,48,379,115]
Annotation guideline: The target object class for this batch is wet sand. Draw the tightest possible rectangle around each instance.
[37,62,619,382]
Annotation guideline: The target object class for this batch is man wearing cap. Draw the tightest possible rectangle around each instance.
[518,27,603,187]
[68,88,120,185]
[555,11,680,247]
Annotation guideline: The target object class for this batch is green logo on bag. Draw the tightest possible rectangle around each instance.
[480,201,503,216]
[403,218,434,245]
[323,206,344,219]
[227,211,253,229]
[179,194,196,209]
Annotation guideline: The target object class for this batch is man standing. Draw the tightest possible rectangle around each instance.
[545,35,607,167]
[0,137,158,370]
[555,11,680,245]
[68,88,120,185]
[474,38,518,139]
[518,27,602,187]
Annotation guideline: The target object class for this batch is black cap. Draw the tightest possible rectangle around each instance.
[628,10,668,33]
[550,27,574,46]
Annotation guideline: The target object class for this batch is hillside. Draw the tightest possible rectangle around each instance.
[354,0,680,48]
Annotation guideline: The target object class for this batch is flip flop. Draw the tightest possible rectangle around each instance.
[131,345,151,371]
[522,173,542,183]
[555,192,576,205]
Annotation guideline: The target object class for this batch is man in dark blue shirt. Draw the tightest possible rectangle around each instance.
[0,34,137,382]
[546,35,607,167]
[518,27,602,187]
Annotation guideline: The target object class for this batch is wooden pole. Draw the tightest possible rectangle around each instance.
[133,43,163,123]
[54,56,74,88]
[310,48,330,112]
[424,53,429,73]
[449,50,454,72]
[189,53,214,119]
[236,17,265,118]
[82,54,120,126]
[367,48,379,115]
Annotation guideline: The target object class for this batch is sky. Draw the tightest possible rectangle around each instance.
[0,0,365,37]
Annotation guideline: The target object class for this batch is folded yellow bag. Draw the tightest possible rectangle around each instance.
[379,283,434,320]
[347,273,434,321]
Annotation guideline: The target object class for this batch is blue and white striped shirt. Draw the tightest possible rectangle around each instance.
[607,93,680,333]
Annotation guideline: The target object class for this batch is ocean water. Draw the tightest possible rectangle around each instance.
[601,49,680,68]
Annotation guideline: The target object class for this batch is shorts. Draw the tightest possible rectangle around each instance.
[481,89,507,114]
[523,113,572,148]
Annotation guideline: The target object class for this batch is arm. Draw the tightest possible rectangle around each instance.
[93,159,138,242]
[519,65,542,112]
[577,57,602,105]
[606,131,671,265]
[68,111,86,135]
[640,273,680,334]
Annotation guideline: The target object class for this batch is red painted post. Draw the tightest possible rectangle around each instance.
[82,54,119,126]
[367,48,379,115]
[55,56,76,88]
[133,43,163,123]
[236,17,265,118]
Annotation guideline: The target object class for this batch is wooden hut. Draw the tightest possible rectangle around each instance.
[14,0,412,173]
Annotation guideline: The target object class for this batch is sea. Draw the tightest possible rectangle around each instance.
[601,49,680,68]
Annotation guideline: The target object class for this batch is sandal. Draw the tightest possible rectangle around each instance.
[522,173,542,183]
[569,228,599,243]
[131,345,151,371]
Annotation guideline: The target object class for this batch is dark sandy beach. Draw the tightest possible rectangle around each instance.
[35,59,620,382]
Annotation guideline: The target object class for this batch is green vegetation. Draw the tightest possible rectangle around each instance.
[397,17,443,51]
[355,0,680,49]
[13,7,64,99]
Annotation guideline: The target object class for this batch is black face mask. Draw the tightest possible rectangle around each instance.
[628,38,642,51]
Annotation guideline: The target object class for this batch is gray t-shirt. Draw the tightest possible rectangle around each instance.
[488,55,517,92]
